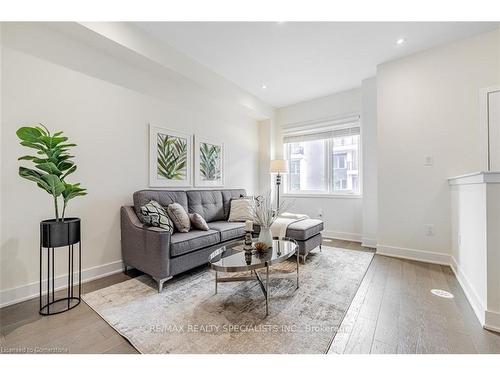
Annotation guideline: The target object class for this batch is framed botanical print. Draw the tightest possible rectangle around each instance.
[149,124,192,187]
[194,136,224,187]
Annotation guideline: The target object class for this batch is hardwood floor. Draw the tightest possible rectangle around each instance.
[0,270,140,354]
[328,248,500,354]
[1,239,499,354]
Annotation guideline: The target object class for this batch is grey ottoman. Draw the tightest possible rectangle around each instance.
[254,219,324,263]
[286,219,324,263]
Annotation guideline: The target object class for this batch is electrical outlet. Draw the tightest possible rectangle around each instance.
[425,224,435,236]
[318,208,323,218]
[424,155,434,166]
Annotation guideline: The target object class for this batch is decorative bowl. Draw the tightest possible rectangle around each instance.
[254,241,269,252]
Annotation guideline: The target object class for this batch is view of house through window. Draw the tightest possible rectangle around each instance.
[284,125,360,195]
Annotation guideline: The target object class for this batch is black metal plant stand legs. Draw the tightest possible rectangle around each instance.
[39,219,81,315]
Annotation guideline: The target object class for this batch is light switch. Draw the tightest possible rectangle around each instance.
[424,156,433,166]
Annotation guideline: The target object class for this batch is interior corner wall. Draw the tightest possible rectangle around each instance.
[361,77,377,247]
[377,29,500,260]
[0,24,261,306]
[258,118,273,195]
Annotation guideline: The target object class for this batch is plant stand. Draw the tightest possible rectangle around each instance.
[39,218,81,315]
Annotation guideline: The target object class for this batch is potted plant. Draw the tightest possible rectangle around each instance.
[17,124,87,248]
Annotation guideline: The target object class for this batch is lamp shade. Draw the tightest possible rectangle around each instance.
[270,159,289,174]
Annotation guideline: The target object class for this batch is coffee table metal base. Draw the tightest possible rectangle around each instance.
[214,259,298,317]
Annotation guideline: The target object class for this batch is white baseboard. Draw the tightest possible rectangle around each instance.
[361,237,377,248]
[322,230,362,242]
[376,244,451,266]
[0,260,124,308]
[449,256,486,327]
[485,310,500,333]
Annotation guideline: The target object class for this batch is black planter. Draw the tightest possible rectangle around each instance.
[40,218,80,248]
[39,218,81,315]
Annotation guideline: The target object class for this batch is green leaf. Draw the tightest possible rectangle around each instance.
[41,174,65,197]
[16,127,43,143]
[36,162,62,176]
[18,155,40,161]
[62,183,87,203]
[38,135,69,148]
[57,143,77,149]
[57,160,74,171]
[19,167,52,194]
[20,141,46,151]
[61,165,76,180]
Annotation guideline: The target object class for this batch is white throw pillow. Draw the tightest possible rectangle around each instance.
[228,198,254,222]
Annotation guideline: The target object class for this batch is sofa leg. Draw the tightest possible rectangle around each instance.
[123,264,128,275]
[319,244,322,252]
[299,254,307,264]
[155,276,173,293]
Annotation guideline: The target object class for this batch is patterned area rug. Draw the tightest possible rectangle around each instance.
[83,246,373,354]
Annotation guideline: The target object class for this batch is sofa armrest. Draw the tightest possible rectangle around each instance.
[120,206,171,279]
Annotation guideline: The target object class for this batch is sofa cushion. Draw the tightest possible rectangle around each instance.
[286,219,324,241]
[187,190,225,222]
[208,221,246,241]
[170,229,220,257]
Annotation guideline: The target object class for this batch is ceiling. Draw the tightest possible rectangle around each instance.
[135,22,498,108]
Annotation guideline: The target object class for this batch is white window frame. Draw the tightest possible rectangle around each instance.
[283,121,362,198]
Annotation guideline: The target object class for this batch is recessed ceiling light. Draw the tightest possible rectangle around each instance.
[396,37,406,46]
[261,84,267,90]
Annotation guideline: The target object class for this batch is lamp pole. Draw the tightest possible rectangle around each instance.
[276,172,281,210]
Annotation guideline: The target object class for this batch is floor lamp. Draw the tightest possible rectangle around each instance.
[270,159,289,210]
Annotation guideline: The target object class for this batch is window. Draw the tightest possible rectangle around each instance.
[283,124,361,196]
[286,139,328,193]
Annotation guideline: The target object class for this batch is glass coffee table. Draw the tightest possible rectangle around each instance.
[208,237,299,316]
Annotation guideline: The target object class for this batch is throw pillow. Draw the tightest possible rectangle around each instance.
[139,200,174,234]
[228,198,254,222]
[189,213,210,231]
[167,203,191,233]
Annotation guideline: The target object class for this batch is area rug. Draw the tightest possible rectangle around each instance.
[82,246,373,354]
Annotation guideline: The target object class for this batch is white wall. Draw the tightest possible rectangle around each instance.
[0,24,261,306]
[276,88,364,241]
[377,29,500,260]
[361,77,377,247]
[449,172,500,332]
[450,181,487,321]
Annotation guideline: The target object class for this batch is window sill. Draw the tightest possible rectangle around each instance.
[282,193,362,199]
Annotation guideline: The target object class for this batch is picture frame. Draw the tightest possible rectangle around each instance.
[194,136,225,187]
[149,124,192,187]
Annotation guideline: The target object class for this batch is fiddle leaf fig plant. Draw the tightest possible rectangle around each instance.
[17,124,87,221]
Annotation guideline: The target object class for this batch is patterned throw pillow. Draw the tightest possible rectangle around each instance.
[189,213,209,231]
[140,200,174,234]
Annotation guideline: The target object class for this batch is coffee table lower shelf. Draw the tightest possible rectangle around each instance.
[209,237,299,317]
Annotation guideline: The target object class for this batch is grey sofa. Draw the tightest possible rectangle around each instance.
[121,189,247,292]
[121,188,325,293]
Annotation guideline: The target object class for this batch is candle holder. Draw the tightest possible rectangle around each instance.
[244,231,253,251]
[244,249,252,265]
